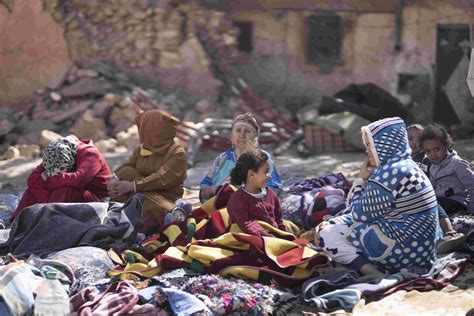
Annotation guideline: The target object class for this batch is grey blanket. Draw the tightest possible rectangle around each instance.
[0,194,143,258]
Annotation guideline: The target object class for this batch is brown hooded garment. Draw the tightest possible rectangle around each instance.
[115,110,187,231]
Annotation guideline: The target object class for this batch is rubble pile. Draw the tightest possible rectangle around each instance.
[0,0,301,161]
[0,0,246,160]
[0,61,198,160]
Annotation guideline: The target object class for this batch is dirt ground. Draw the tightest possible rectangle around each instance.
[2,138,474,191]
[0,139,473,314]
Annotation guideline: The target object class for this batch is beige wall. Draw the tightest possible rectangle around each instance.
[0,0,70,103]
[229,0,472,122]
[0,0,471,117]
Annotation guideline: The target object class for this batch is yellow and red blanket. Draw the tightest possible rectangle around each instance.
[108,195,330,286]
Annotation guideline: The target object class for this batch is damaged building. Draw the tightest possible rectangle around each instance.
[0,0,472,156]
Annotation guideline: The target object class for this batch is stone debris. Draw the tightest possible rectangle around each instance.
[0,1,301,162]
[39,130,62,148]
[0,146,20,161]
[16,144,41,159]
[0,61,200,159]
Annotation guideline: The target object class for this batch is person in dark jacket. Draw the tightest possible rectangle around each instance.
[408,124,465,252]
[12,136,112,219]
[420,125,474,215]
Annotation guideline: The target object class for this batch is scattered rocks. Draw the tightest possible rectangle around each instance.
[50,91,62,102]
[16,144,41,159]
[95,138,118,153]
[0,146,20,161]
[39,130,62,148]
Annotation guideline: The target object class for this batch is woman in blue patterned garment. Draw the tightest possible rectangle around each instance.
[199,113,281,203]
[315,117,442,275]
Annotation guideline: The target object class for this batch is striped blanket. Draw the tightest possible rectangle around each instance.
[108,205,330,286]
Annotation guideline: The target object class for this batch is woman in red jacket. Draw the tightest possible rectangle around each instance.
[11,136,112,219]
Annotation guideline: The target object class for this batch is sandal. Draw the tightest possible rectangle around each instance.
[442,230,463,240]
[437,231,467,254]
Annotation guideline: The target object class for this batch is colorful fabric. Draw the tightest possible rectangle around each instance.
[46,246,114,294]
[304,123,356,153]
[25,255,76,292]
[380,253,471,296]
[227,187,285,237]
[0,261,43,315]
[42,136,78,177]
[281,186,346,229]
[303,188,345,229]
[176,274,296,315]
[287,172,352,194]
[115,110,187,229]
[330,117,442,273]
[148,269,297,315]
[280,193,306,227]
[13,139,112,219]
[70,281,164,315]
[109,206,329,286]
[200,148,281,191]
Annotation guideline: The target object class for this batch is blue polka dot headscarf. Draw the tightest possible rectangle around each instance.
[362,117,411,166]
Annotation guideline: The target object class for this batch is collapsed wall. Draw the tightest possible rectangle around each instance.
[42,0,238,98]
[0,0,242,156]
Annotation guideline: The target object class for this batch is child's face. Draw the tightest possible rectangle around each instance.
[422,139,448,164]
[407,129,422,155]
[249,161,271,189]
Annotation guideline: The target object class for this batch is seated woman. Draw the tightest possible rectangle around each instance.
[227,150,287,238]
[12,136,111,219]
[108,109,187,233]
[315,117,441,276]
[199,112,281,203]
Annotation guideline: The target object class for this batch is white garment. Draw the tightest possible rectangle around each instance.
[318,223,359,265]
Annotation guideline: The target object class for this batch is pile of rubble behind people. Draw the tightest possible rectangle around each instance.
[0,61,205,161]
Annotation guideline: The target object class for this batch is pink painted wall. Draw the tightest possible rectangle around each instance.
[0,0,70,103]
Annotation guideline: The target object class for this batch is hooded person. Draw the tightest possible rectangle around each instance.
[314,117,442,274]
[12,136,112,219]
[108,109,187,232]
